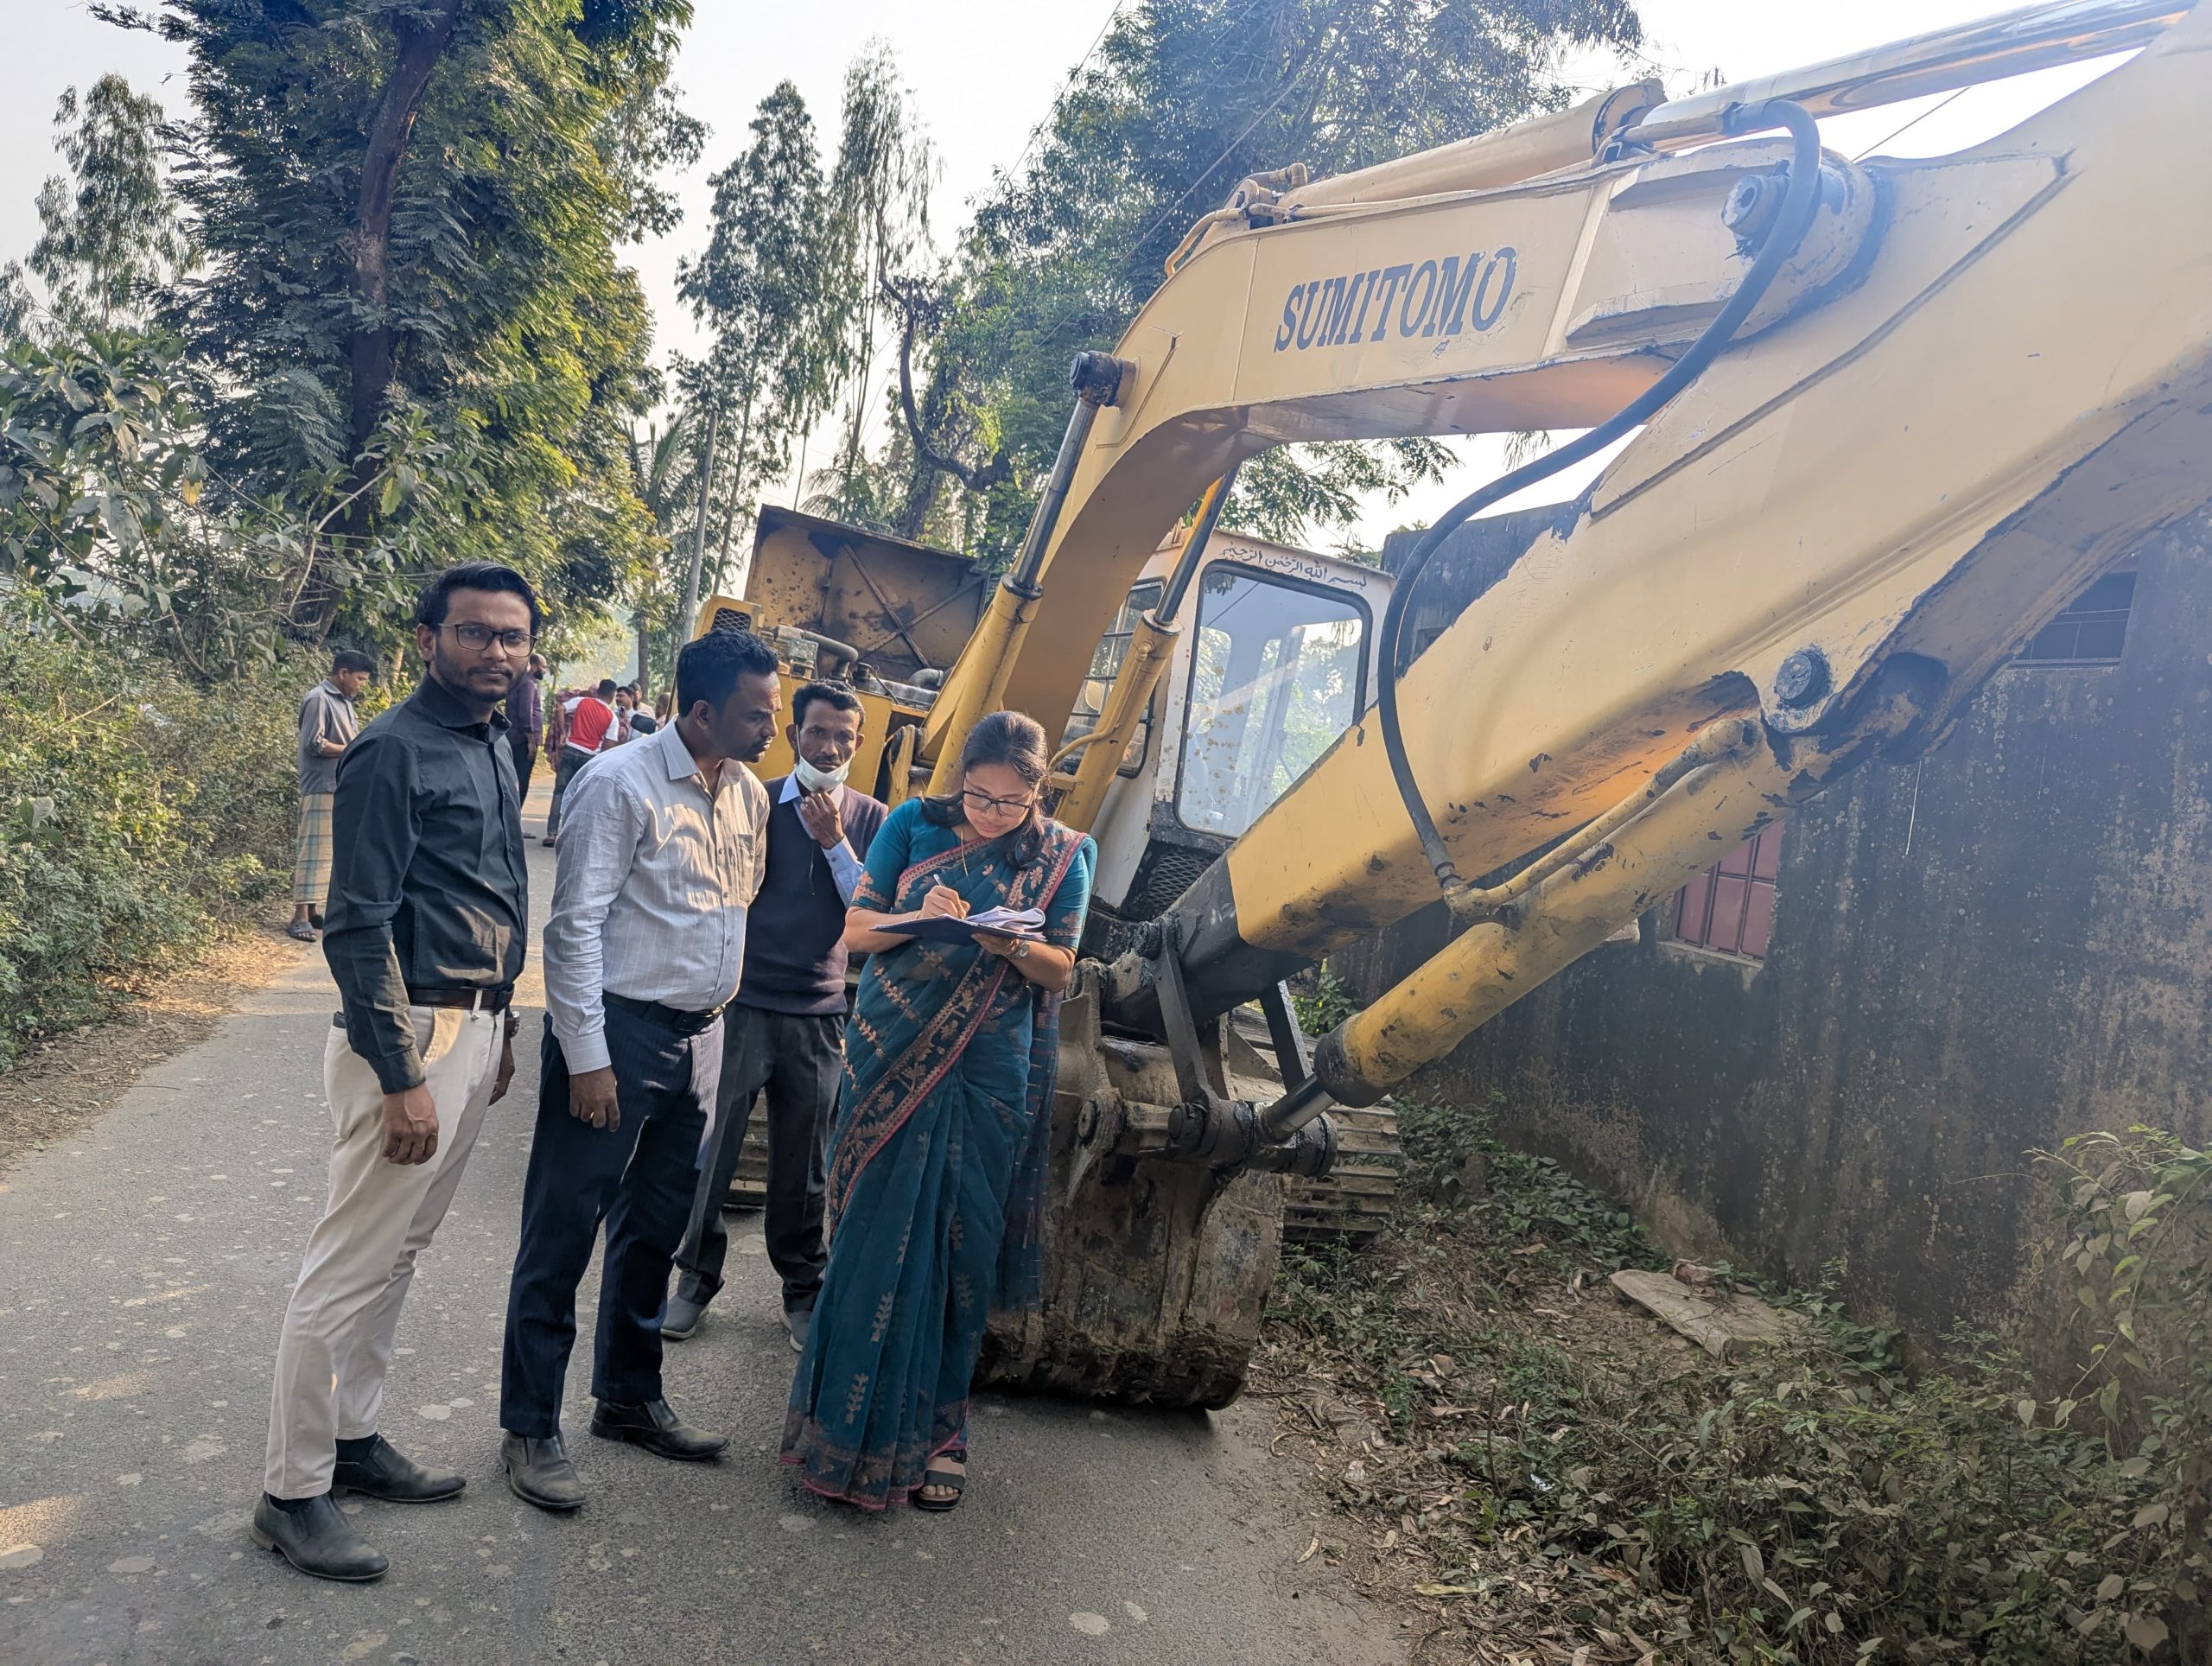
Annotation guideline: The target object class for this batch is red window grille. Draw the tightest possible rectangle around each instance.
[1674,820,1785,961]
[2016,569,2134,666]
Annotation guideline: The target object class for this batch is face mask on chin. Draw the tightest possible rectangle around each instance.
[792,754,849,794]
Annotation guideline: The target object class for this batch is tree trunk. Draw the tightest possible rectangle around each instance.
[296,0,463,639]
[679,401,721,636]
[710,382,757,598]
[843,219,874,486]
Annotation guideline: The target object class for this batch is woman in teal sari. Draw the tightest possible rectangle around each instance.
[782,710,1094,1511]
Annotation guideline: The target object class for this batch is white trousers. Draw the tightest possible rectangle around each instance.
[263,1006,501,1498]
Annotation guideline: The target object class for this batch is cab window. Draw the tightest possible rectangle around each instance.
[1178,566,1367,838]
[1059,580,1164,779]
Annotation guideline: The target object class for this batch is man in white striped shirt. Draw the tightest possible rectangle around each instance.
[498,627,778,1512]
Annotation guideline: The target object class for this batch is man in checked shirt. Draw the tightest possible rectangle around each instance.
[498,627,779,1511]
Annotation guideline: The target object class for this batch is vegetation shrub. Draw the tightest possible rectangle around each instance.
[1268,1105,2208,1663]
[0,616,300,1065]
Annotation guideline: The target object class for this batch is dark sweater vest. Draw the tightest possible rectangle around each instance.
[736,779,887,1016]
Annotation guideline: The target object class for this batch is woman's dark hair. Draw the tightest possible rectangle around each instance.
[413,561,543,635]
[676,626,779,715]
[922,709,1052,867]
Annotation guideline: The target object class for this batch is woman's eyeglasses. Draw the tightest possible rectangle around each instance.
[961,786,1034,817]
[436,622,534,654]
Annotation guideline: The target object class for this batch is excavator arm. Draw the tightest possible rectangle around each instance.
[923,0,2212,1143]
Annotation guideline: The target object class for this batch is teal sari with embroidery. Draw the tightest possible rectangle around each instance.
[781,797,1094,1510]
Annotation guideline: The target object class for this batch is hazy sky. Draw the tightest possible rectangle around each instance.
[4,1,2127,547]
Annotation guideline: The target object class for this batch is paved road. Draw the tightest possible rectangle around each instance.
[0,785,1397,1666]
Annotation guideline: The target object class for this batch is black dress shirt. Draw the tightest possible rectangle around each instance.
[322,675,529,1093]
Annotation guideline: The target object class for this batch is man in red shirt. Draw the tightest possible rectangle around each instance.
[544,678,619,846]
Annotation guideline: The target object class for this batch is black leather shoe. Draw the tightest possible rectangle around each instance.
[502,1432,585,1512]
[588,1396,728,1461]
[333,1434,465,1504]
[662,1292,706,1340]
[249,1493,387,1582]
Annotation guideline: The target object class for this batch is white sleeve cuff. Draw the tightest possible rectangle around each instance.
[824,838,865,906]
[557,1023,612,1075]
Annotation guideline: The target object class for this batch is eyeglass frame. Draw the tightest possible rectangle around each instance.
[434,621,534,654]
[959,784,1037,817]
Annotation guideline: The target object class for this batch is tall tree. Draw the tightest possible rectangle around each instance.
[3,75,192,339]
[93,0,702,638]
[821,46,934,505]
[676,79,835,612]
[894,0,1644,558]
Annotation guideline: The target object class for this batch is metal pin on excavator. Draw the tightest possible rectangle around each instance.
[697,0,2212,1405]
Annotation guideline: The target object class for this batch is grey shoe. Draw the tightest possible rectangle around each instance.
[249,1493,387,1583]
[785,1302,813,1355]
[333,1434,464,1503]
[502,1432,585,1512]
[662,1291,706,1341]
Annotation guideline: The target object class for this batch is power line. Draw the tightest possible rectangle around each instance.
[1020,51,1316,353]
[1850,86,1969,162]
[1003,1,1128,185]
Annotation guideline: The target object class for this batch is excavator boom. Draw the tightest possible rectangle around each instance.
[925,0,2212,1098]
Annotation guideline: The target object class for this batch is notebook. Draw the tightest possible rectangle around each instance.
[877,905,1047,944]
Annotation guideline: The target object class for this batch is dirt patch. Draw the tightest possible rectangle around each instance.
[0,918,308,1175]
[1257,1223,1700,1666]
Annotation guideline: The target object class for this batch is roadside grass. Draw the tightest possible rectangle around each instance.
[1258,1102,2202,1665]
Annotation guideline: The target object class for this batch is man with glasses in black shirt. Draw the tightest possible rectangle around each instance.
[252,563,537,1583]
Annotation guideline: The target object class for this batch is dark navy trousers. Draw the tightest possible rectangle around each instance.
[499,1002,722,1438]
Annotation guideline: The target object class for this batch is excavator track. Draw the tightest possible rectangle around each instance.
[1281,1104,1398,1246]
[1224,1007,1401,1247]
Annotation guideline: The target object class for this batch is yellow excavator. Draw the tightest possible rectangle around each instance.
[699,0,2212,1406]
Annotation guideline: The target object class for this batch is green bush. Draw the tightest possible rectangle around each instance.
[1270,1107,2209,1663]
[0,615,300,1065]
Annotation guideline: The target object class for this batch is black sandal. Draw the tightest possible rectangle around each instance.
[912,1455,966,1512]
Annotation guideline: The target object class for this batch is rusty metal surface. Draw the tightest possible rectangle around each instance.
[747,506,988,684]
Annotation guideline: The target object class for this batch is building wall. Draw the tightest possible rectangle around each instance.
[1347,517,2212,1334]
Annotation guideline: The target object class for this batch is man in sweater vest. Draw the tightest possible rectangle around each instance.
[664,682,887,1351]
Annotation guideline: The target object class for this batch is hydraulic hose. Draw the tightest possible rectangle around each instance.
[1376,99,1827,889]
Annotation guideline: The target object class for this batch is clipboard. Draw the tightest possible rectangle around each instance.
[877,908,1046,945]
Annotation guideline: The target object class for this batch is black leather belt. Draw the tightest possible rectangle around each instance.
[408,985,514,1013]
[605,990,727,1037]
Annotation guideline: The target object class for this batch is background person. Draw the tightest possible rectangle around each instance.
[253,563,536,1583]
[507,652,548,799]
[499,628,779,1513]
[544,677,620,845]
[665,682,886,1351]
[624,684,658,735]
[288,649,373,943]
[782,710,1094,1514]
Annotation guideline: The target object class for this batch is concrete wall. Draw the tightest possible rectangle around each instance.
[1346,516,2212,1335]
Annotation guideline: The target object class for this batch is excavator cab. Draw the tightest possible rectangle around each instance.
[1048,531,1392,955]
